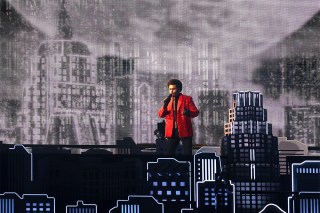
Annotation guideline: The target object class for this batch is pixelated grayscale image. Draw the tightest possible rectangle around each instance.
[0,0,319,146]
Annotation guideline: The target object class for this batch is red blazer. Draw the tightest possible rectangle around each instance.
[158,94,199,138]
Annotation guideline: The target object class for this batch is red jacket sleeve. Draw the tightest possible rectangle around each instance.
[158,106,170,118]
[188,97,199,118]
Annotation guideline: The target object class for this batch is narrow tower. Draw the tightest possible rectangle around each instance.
[56,0,72,40]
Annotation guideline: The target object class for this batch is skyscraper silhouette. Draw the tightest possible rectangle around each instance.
[221,91,280,213]
[288,160,320,213]
[147,158,191,212]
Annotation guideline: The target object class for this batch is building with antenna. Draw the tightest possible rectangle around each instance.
[19,0,108,144]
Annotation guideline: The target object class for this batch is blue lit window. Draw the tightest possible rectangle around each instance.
[205,202,209,206]
[171,182,176,186]
[46,203,50,206]
[150,190,153,195]
[26,203,31,206]
[158,190,162,195]
[162,182,167,186]
[185,191,189,195]
[205,198,209,201]
[211,202,215,205]
[211,198,215,201]
[211,193,215,196]
[205,193,208,196]
[176,191,181,195]
[26,208,30,211]
[33,203,37,206]
[33,208,37,211]
[39,208,44,211]
[205,188,209,191]
[153,182,158,186]
[46,208,50,211]
[39,203,44,206]
[167,191,171,195]
[180,182,185,187]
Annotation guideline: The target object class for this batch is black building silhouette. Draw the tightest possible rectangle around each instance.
[193,147,234,213]
[288,160,320,213]
[0,144,32,195]
[147,158,192,212]
[32,153,145,213]
[221,91,280,213]
[66,200,97,213]
[196,180,234,213]
[0,192,55,213]
[109,195,164,213]
[194,147,221,185]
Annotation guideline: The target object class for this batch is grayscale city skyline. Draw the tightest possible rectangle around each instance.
[1,0,320,145]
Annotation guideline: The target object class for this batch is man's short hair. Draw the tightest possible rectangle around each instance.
[167,79,182,92]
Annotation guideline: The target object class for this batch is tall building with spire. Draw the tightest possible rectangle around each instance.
[20,1,108,144]
[221,91,280,213]
[56,0,72,40]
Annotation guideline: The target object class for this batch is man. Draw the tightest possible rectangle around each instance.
[158,79,199,155]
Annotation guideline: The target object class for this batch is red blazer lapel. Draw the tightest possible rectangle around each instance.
[167,98,173,111]
[177,95,183,112]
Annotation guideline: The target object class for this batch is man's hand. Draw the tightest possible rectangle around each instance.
[183,109,191,117]
[163,94,172,108]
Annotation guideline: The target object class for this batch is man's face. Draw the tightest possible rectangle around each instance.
[169,85,179,95]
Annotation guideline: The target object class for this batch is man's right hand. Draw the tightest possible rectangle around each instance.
[163,94,172,108]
